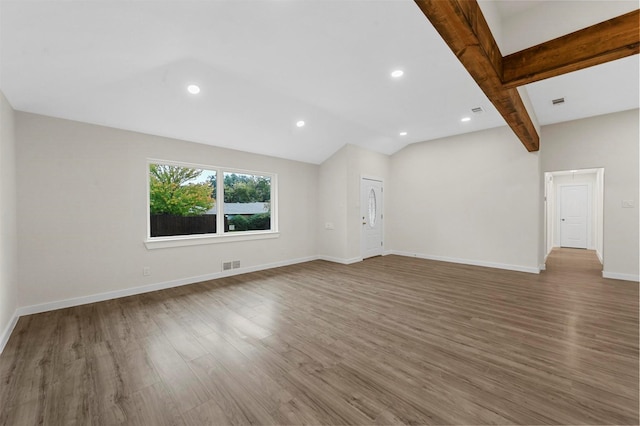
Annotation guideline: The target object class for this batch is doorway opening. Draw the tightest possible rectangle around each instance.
[544,168,604,269]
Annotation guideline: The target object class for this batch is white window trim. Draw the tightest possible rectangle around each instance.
[146,159,278,249]
[144,231,280,250]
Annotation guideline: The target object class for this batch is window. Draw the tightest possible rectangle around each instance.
[147,160,277,243]
[368,187,377,227]
[149,163,217,237]
[223,172,272,233]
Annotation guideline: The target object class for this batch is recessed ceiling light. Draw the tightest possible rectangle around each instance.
[461,117,471,122]
[399,131,408,136]
[187,84,200,94]
[391,70,404,78]
[296,120,305,128]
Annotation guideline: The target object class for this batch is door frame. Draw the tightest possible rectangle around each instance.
[360,175,384,259]
[557,183,592,249]
[543,168,604,268]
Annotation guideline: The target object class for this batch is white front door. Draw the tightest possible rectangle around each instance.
[361,178,383,259]
[560,184,588,249]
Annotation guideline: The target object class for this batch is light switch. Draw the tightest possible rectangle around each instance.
[622,200,635,208]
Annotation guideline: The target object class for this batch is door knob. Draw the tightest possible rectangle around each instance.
[561,218,565,221]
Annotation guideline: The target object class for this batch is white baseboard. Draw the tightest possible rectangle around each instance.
[389,250,540,274]
[0,311,19,354]
[602,271,640,282]
[541,253,549,272]
[317,255,362,265]
[16,255,319,318]
[596,250,603,264]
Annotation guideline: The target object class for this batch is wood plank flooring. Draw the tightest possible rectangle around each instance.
[1,249,638,425]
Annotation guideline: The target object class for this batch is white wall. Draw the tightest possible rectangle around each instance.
[0,91,18,350]
[540,109,639,280]
[317,144,390,263]
[388,126,541,273]
[5,107,637,339]
[16,112,319,309]
[317,146,349,261]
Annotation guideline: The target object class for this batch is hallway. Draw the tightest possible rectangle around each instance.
[545,247,604,278]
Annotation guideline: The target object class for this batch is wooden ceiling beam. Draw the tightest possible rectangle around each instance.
[413,0,540,152]
[502,10,640,88]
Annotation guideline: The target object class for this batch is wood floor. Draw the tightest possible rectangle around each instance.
[1,249,638,425]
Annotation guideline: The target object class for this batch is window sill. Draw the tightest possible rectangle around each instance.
[144,231,280,250]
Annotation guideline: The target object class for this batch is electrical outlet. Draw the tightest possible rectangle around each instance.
[143,267,151,276]
[232,260,241,269]
[222,261,232,271]
[622,200,635,208]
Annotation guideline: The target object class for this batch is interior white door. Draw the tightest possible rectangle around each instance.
[560,184,588,249]
[361,178,383,259]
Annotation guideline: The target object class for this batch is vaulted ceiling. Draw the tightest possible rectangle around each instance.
[414,1,638,152]
[1,0,638,164]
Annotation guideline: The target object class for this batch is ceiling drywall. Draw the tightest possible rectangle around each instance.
[0,0,637,164]
[486,0,639,128]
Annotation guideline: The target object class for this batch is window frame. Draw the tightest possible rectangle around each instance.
[145,159,278,249]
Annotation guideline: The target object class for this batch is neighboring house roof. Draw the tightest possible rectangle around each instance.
[207,202,269,215]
